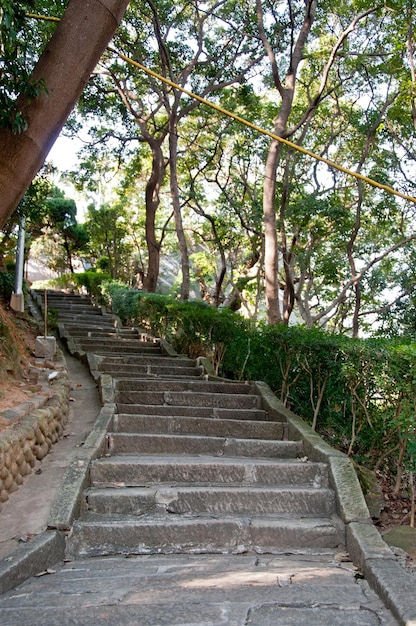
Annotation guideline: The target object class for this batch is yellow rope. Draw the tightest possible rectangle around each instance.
[25,13,60,22]
[26,13,416,205]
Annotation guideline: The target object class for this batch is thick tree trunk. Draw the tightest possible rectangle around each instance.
[0,0,130,228]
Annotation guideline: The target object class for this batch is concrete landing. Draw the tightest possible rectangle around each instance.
[0,552,396,625]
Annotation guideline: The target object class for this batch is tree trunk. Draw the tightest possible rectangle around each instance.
[0,0,130,228]
[259,0,317,324]
[263,139,282,324]
[169,120,190,300]
[143,138,164,292]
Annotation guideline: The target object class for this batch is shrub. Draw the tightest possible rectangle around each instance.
[0,271,15,299]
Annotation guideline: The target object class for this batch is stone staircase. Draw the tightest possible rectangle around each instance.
[37,290,346,559]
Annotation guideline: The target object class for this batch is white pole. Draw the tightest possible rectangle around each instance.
[10,216,26,312]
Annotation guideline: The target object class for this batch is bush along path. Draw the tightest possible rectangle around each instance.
[0,290,414,625]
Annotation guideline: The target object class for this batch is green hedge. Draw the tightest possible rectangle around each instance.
[100,281,416,479]
[44,270,112,300]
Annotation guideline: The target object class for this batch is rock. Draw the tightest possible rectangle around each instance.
[383,525,416,559]
[355,464,385,519]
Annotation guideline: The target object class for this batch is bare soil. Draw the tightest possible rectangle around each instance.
[0,299,40,420]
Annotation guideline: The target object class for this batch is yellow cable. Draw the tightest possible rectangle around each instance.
[25,13,416,205]
[25,13,60,23]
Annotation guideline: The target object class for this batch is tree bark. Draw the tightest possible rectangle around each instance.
[0,0,130,228]
[263,139,282,324]
[169,119,190,300]
[143,138,164,292]
[259,0,317,324]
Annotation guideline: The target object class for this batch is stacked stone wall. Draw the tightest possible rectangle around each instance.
[0,363,70,507]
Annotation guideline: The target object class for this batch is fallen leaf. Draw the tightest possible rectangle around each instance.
[35,569,56,577]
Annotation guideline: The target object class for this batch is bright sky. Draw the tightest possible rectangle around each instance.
[47,135,81,170]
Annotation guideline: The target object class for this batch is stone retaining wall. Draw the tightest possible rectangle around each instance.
[0,352,70,508]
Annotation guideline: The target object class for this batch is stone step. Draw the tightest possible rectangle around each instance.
[115,379,255,394]
[74,339,161,356]
[85,485,335,516]
[107,433,302,458]
[90,456,327,488]
[72,338,161,350]
[114,413,284,439]
[116,404,269,421]
[99,363,202,378]
[115,389,262,409]
[60,315,113,325]
[37,292,90,304]
[66,513,345,558]
[100,354,198,368]
[50,305,104,315]
[62,328,142,338]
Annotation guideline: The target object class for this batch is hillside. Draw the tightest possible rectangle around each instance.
[0,299,39,415]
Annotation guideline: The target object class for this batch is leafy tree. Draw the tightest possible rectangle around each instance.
[68,0,265,296]
[83,202,134,280]
[0,0,130,227]
[41,189,89,273]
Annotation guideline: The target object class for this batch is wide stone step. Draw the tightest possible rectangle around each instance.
[66,514,345,558]
[60,315,113,325]
[115,379,255,394]
[75,344,161,355]
[99,364,202,378]
[40,292,88,303]
[115,390,261,409]
[99,355,196,368]
[114,413,284,439]
[42,298,93,308]
[85,485,335,516]
[51,305,104,315]
[73,338,161,350]
[107,433,302,458]
[90,456,328,487]
[116,404,269,421]
[63,328,142,338]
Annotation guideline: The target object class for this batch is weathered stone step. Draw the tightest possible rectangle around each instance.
[66,513,345,558]
[37,293,90,304]
[114,389,262,409]
[75,344,161,355]
[114,413,284,439]
[99,356,198,371]
[59,315,113,325]
[49,302,103,312]
[107,433,302,458]
[115,379,255,394]
[90,456,327,487]
[85,485,335,516]
[63,328,142,338]
[99,363,202,378]
[72,338,161,350]
[116,404,269,421]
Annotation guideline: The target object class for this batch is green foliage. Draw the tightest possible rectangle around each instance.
[48,270,112,300]
[0,271,15,299]
[101,281,247,368]
[0,1,48,133]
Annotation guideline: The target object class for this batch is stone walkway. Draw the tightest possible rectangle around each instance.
[0,552,397,625]
[0,291,415,625]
